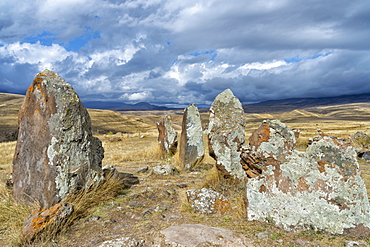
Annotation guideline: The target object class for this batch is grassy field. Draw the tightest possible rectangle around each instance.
[1,93,370,246]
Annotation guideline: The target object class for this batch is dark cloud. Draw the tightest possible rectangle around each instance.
[0,0,370,105]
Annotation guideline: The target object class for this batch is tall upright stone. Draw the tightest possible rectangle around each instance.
[13,69,104,208]
[157,115,178,156]
[179,104,204,170]
[205,89,246,180]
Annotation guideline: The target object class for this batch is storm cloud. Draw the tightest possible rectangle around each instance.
[1,0,369,105]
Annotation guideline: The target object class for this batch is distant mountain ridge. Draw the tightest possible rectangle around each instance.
[243,93,370,113]
[81,101,172,111]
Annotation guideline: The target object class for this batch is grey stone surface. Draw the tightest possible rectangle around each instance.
[13,69,104,208]
[160,224,253,247]
[345,241,368,247]
[186,188,230,214]
[205,89,246,179]
[152,164,178,176]
[98,237,142,247]
[179,103,204,170]
[157,115,178,156]
[245,119,370,235]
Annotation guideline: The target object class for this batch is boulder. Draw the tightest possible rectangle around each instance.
[186,188,230,214]
[179,103,204,170]
[159,224,253,247]
[205,89,246,180]
[245,119,370,235]
[13,70,104,208]
[22,202,74,242]
[156,115,178,156]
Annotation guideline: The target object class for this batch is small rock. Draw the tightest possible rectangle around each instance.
[345,240,368,247]
[137,166,149,173]
[5,174,12,188]
[85,216,101,223]
[294,238,312,246]
[129,201,144,208]
[108,137,122,142]
[176,183,188,188]
[142,209,152,217]
[152,164,178,176]
[253,231,271,240]
[98,237,142,247]
[186,188,230,214]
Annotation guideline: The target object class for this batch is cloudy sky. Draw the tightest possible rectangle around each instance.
[1,0,370,106]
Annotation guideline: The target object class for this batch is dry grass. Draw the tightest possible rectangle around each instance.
[2,97,370,246]
[0,188,37,246]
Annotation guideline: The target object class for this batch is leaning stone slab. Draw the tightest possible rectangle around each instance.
[13,70,104,208]
[179,103,204,170]
[156,115,178,156]
[160,224,253,247]
[205,89,246,180]
[186,188,230,214]
[245,119,370,235]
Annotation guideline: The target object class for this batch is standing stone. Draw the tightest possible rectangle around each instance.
[179,104,204,170]
[13,69,104,208]
[245,119,370,235]
[205,89,246,180]
[156,115,178,156]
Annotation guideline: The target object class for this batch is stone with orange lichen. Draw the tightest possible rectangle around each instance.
[22,202,73,242]
[245,119,370,235]
[13,69,104,209]
[156,115,178,156]
[186,188,230,215]
[205,89,246,180]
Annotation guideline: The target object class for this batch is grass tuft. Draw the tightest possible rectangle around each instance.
[0,188,37,246]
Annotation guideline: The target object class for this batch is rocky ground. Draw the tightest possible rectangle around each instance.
[18,134,367,247]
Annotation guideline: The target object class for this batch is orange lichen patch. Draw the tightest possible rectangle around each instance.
[259,184,267,193]
[22,203,73,242]
[249,123,270,147]
[214,198,231,214]
[314,179,332,193]
[333,138,341,146]
[297,177,310,192]
[317,160,328,173]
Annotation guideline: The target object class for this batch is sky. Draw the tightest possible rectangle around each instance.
[1,0,370,107]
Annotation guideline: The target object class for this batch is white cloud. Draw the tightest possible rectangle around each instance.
[1,0,370,105]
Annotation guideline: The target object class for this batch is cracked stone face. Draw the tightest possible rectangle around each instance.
[179,103,204,170]
[244,119,370,235]
[157,115,178,156]
[13,69,104,208]
[206,89,246,180]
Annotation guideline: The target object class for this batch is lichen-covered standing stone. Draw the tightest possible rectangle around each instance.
[205,89,246,179]
[245,119,370,235]
[179,104,204,170]
[156,115,178,156]
[13,69,104,208]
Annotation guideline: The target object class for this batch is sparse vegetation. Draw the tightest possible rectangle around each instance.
[1,93,370,246]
